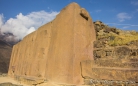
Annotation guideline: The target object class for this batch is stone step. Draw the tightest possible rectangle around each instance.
[81,60,138,82]
[91,67,138,81]
[92,59,138,68]
[84,79,138,86]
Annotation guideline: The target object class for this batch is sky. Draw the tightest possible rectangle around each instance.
[0,0,138,40]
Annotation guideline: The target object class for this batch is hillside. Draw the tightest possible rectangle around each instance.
[0,39,12,73]
[94,21,138,47]
[0,32,19,46]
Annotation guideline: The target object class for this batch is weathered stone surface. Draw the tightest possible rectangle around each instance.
[84,79,138,86]
[115,46,131,58]
[80,60,93,79]
[81,59,138,82]
[8,2,96,85]
[93,46,138,59]
[91,45,138,82]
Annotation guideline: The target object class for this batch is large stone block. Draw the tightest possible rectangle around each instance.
[8,2,96,85]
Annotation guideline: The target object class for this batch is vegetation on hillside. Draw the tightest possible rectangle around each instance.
[94,21,138,46]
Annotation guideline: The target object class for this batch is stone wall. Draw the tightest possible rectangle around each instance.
[93,45,138,59]
[81,59,138,84]
[8,2,96,85]
[81,45,138,84]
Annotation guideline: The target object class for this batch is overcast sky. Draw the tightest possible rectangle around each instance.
[0,0,138,39]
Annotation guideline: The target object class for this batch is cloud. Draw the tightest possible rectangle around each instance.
[122,26,130,29]
[131,1,138,6]
[106,23,138,26]
[95,10,102,13]
[117,12,132,22]
[0,11,59,40]
[0,14,4,27]
[105,22,138,31]
[47,7,50,9]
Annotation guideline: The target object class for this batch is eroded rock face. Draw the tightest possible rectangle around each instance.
[8,2,96,85]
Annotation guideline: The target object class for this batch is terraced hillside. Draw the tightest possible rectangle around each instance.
[94,21,138,46]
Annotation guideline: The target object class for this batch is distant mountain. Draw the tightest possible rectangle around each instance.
[0,33,20,46]
[0,39,12,73]
[0,30,19,74]
[0,28,20,46]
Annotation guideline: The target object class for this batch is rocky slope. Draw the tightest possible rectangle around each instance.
[94,21,138,47]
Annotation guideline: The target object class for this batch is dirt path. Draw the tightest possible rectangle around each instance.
[0,76,29,86]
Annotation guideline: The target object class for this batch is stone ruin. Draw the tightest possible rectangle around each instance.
[8,2,138,86]
[8,2,96,85]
